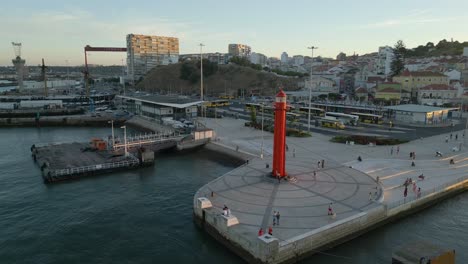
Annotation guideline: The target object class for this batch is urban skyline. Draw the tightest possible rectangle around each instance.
[1,0,468,66]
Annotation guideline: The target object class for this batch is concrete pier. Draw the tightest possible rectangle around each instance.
[194,118,468,263]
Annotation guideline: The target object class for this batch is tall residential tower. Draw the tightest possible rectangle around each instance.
[126,34,179,83]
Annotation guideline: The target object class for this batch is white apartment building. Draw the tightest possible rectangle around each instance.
[281,52,289,64]
[293,55,304,66]
[376,46,394,76]
[418,84,458,106]
[250,52,267,66]
[126,34,179,82]
[228,44,251,57]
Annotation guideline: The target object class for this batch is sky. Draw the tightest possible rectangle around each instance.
[1,0,468,66]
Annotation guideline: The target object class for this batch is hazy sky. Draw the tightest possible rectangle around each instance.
[1,0,467,66]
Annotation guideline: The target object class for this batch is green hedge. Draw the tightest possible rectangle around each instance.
[331,135,408,145]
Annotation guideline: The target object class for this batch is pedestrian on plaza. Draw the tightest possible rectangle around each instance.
[272,211,277,226]
[397,146,400,155]
[374,191,378,199]
[391,147,394,156]
[417,187,422,198]
[286,144,289,152]
[369,192,373,201]
[268,226,273,235]
[412,182,417,193]
[410,152,413,159]
[276,211,280,225]
[463,131,465,138]
[456,134,458,140]
[446,136,449,143]
[322,159,325,168]
[411,161,415,167]
[413,152,416,160]
[328,203,333,215]
[317,160,321,169]
[313,171,316,180]
[258,228,264,236]
[293,148,296,157]
[358,156,362,162]
[404,186,408,198]
[450,133,453,140]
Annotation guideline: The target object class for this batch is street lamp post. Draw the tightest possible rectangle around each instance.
[261,104,264,159]
[200,43,205,122]
[307,46,318,132]
[108,120,115,147]
[121,125,128,157]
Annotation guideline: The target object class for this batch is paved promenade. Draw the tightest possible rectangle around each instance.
[195,117,468,262]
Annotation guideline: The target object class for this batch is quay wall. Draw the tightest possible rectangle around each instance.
[204,142,257,162]
[194,174,468,263]
[0,117,126,127]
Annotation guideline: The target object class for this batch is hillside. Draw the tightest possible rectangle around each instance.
[405,39,468,57]
[137,62,302,96]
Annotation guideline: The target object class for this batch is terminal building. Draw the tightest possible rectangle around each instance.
[119,95,201,122]
[384,104,457,125]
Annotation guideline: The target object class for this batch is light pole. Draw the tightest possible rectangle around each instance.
[307,46,318,132]
[108,120,115,147]
[200,43,205,102]
[122,59,126,96]
[261,104,264,159]
[120,125,128,157]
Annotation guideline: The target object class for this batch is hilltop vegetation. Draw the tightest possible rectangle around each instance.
[137,61,301,96]
[405,39,468,57]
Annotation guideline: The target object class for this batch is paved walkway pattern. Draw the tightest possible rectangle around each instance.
[196,117,468,247]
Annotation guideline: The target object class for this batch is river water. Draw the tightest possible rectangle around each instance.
[0,127,466,264]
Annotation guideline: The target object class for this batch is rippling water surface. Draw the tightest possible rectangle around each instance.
[0,127,466,264]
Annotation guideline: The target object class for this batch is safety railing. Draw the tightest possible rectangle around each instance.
[51,158,140,177]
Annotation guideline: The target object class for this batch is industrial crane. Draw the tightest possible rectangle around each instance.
[83,45,127,97]
[39,58,48,97]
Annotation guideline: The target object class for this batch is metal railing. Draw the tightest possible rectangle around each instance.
[112,132,182,150]
[51,158,140,177]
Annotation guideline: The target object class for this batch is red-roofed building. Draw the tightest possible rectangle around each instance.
[418,84,458,106]
[393,70,449,101]
[355,87,368,101]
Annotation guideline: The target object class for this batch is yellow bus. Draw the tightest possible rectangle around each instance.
[351,112,383,124]
[320,118,345,129]
[204,100,230,107]
[299,106,325,117]
[219,95,235,99]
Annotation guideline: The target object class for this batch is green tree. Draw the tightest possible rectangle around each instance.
[390,40,406,77]
[250,106,257,125]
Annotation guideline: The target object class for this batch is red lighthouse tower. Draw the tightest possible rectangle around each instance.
[272,90,287,177]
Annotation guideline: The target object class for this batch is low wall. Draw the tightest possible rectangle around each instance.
[204,142,257,161]
[0,117,126,127]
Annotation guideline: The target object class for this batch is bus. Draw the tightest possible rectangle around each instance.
[204,100,230,107]
[298,107,325,117]
[219,95,235,99]
[351,112,383,124]
[286,112,301,122]
[320,117,345,129]
[325,112,359,126]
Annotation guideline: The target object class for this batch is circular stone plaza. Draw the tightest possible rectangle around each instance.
[194,117,468,263]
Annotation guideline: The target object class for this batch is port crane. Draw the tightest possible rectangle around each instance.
[83,45,127,97]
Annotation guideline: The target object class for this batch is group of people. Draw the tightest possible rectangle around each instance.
[403,178,422,199]
[390,146,400,156]
[317,160,325,169]
[258,226,273,236]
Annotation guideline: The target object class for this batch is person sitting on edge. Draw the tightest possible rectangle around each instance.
[258,228,264,236]
[357,156,362,162]
[418,174,425,180]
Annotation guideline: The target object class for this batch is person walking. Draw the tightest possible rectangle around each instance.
[450,133,453,140]
[313,171,316,180]
[317,160,321,169]
[321,159,325,168]
[417,187,422,198]
[446,136,449,143]
[412,182,417,193]
[276,211,280,226]
[369,192,373,201]
[456,134,458,140]
[390,147,394,156]
[328,203,333,215]
[404,186,408,198]
[413,152,416,160]
[396,145,400,155]
[272,211,277,226]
